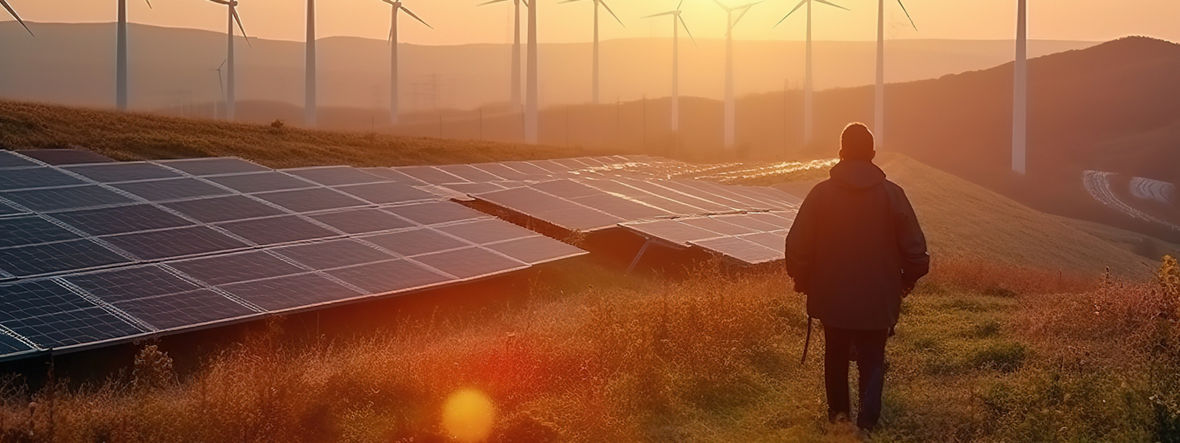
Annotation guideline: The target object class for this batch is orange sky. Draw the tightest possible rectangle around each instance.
[5,0,1180,45]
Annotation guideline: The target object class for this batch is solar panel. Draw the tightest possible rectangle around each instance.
[111,289,256,330]
[205,171,314,193]
[273,239,396,269]
[473,187,622,232]
[0,201,24,217]
[383,201,488,225]
[18,149,114,166]
[216,215,337,246]
[328,259,451,294]
[50,204,192,236]
[739,231,786,251]
[679,217,757,236]
[0,333,31,355]
[618,179,735,214]
[573,193,671,221]
[0,167,85,190]
[284,167,385,186]
[413,247,526,279]
[333,182,437,205]
[501,161,552,176]
[220,273,362,311]
[0,280,144,349]
[484,236,586,265]
[103,226,249,260]
[65,266,202,304]
[357,167,426,184]
[253,188,368,213]
[169,251,305,285]
[690,236,783,265]
[0,216,81,248]
[114,178,231,202]
[434,164,503,182]
[4,306,144,349]
[157,157,270,176]
[64,162,181,183]
[620,219,721,247]
[711,214,786,232]
[310,209,414,234]
[436,182,506,195]
[436,219,539,244]
[2,185,136,212]
[393,166,467,184]
[0,151,38,168]
[0,240,130,277]
[164,195,285,223]
[531,180,601,199]
[470,163,530,181]
[362,228,470,257]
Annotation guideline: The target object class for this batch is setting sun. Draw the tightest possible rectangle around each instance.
[442,389,496,442]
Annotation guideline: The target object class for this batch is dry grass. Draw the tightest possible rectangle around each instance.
[0,255,1175,442]
[0,100,610,169]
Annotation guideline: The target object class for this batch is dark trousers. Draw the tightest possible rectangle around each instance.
[823,326,889,430]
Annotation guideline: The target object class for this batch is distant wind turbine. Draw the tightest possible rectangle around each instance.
[0,1,33,37]
[1012,0,1028,174]
[776,0,847,146]
[208,0,250,121]
[214,59,226,118]
[873,0,916,151]
[644,1,695,132]
[116,0,152,111]
[524,0,539,143]
[560,0,623,105]
[715,0,760,150]
[478,0,523,110]
[381,0,432,125]
[305,0,317,126]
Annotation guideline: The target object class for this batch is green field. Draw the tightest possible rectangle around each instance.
[0,102,1178,442]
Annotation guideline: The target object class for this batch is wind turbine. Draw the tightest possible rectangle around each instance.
[873,0,916,151]
[715,0,759,150]
[559,0,623,105]
[116,0,152,111]
[208,0,249,121]
[380,0,432,125]
[0,1,33,37]
[524,0,539,143]
[1012,0,1027,174]
[305,0,316,126]
[214,59,226,118]
[479,0,523,110]
[644,1,695,132]
[776,0,847,146]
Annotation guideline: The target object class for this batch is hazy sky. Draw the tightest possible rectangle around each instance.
[6,0,1180,45]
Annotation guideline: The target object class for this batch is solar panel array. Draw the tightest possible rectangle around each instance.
[353,155,802,265]
[0,151,585,361]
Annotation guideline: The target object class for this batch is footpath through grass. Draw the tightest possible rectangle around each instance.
[1,256,1178,441]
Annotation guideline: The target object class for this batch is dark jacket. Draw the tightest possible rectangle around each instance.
[784,160,929,330]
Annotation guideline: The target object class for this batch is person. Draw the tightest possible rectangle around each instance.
[784,122,930,432]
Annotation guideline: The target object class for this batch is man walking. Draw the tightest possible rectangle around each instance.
[784,123,930,431]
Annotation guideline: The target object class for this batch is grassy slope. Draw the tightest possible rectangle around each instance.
[775,155,1163,278]
[0,100,611,169]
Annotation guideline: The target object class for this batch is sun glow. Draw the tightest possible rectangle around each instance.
[442,389,496,442]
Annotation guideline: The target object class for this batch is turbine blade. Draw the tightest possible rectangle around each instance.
[897,0,917,31]
[678,15,696,46]
[232,8,251,47]
[676,0,683,11]
[522,0,529,8]
[814,0,848,11]
[643,10,677,18]
[145,0,153,9]
[600,0,624,26]
[558,0,580,3]
[478,0,509,4]
[399,5,433,29]
[712,0,729,11]
[732,2,759,27]
[0,0,33,37]
[774,0,806,28]
[387,20,394,44]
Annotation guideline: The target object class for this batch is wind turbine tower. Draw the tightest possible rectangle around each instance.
[561,0,623,104]
[1012,0,1028,174]
[479,0,523,110]
[524,0,539,143]
[116,0,151,111]
[873,0,916,150]
[715,0,759,150]
[776,0,847,146]
[208,0,249,121]
[644,1,695,133]
[305,0,317,126]
[380,0,432,124]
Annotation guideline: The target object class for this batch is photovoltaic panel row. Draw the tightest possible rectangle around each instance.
[620,211,797,265]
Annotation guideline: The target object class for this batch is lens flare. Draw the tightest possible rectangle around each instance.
[442,389,495,442]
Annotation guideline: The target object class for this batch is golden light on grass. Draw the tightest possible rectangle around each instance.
[442,389,496,442]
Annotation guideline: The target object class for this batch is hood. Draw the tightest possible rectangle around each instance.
[829,160,887,190]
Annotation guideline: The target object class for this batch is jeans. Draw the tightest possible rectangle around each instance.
[823,326,889,430]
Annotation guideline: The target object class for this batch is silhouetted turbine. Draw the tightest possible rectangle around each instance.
[644,0,695,132]
[874,0,916,150]
[380,0,432,125]
[207,0,250,121]
[776,0,847,146]
[478,0,524,110]
[560,0,624,105]
[715,0,760,150]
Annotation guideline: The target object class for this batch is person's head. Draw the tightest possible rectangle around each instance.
[839,123,875,162]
